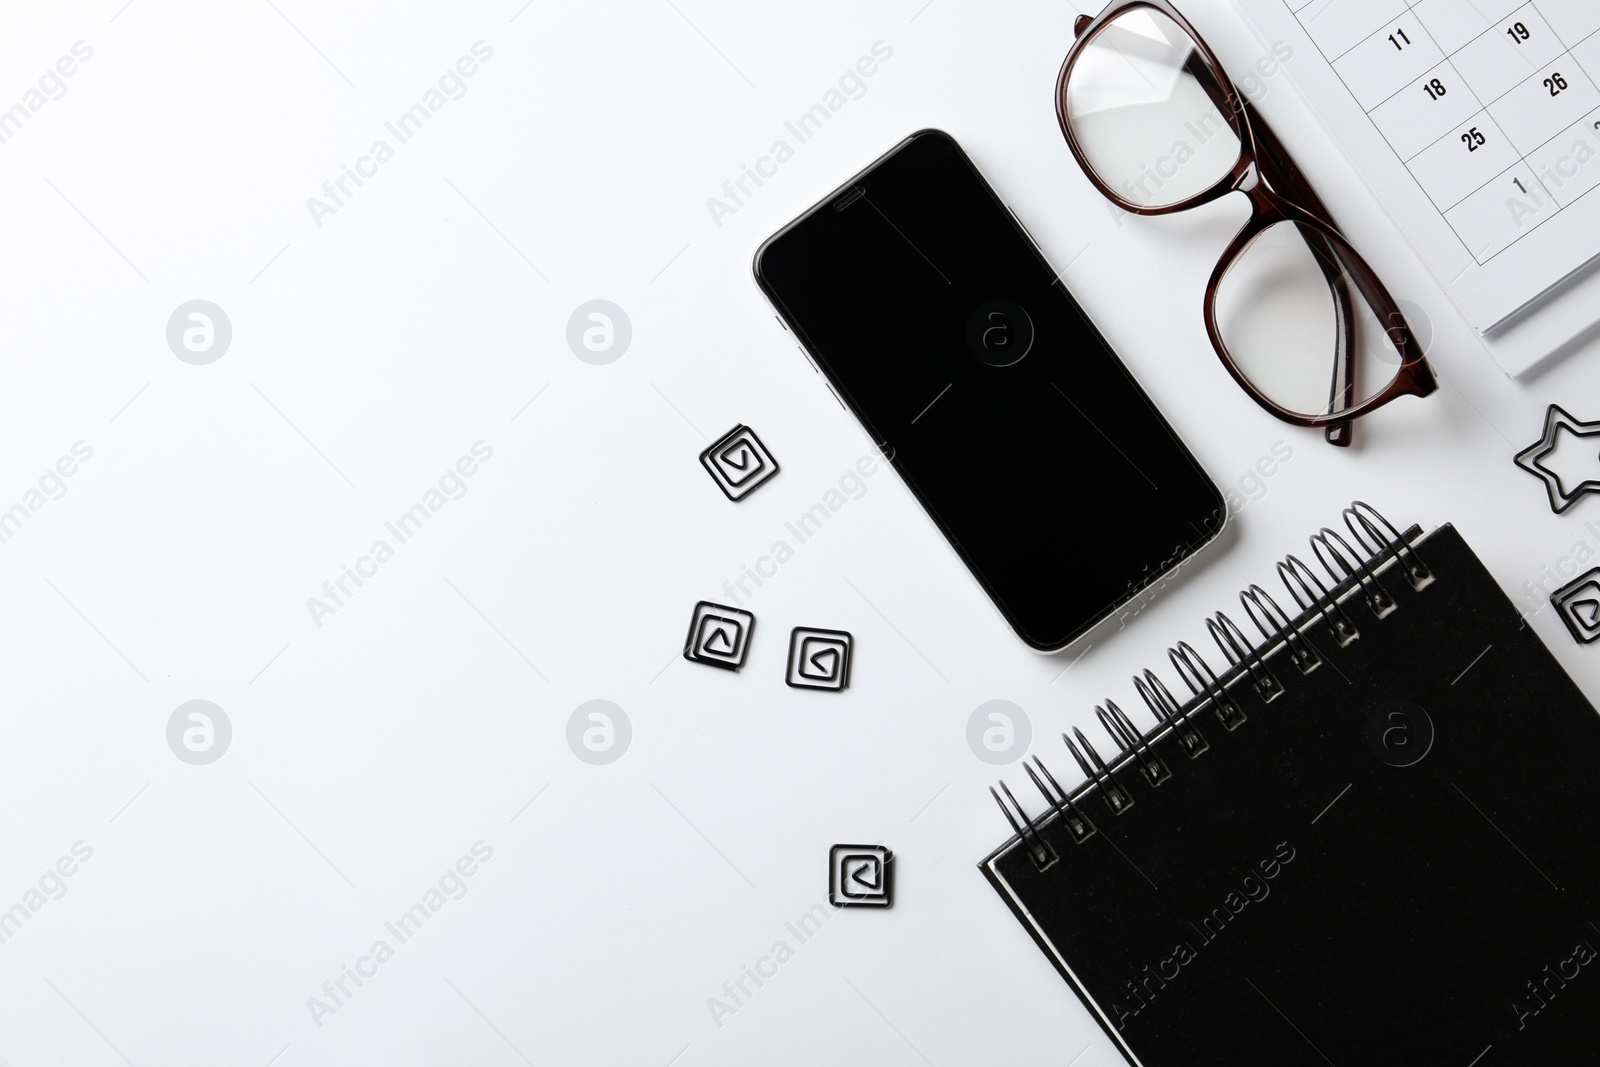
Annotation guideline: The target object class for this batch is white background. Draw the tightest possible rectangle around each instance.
[2,1,1599,1065]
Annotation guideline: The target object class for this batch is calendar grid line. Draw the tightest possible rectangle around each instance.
[1289,5,1479,263]
[1448,100,1600,213]
[1397,57,1590,167]
[1316,9,1438,66]
[1365,56,1486,128]
[1409,57,1489,161]
[1474,184,1584,265]
[1283,0,1600,267]
[1543,21,1600,99]
[1409,150,1600,266]
[1415,115,1522,213]
[1252,0,1600,325]
[1419,4,1560,82]
[1468,61,1591,133]
[1295,3,1599,74]
[1525,164,1562,228]
[1451,169,1560,269]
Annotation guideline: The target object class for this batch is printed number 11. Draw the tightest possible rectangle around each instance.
[1389,27,1411,50]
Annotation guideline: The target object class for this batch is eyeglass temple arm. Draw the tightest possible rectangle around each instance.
[1246,100,1358,446]
[1316,233,1358,446]
[1073,18,1361,443]
[1184,52,1357,445]
[1168,45,1331,219]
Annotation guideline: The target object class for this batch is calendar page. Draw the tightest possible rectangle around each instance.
[1230,0,1600,355]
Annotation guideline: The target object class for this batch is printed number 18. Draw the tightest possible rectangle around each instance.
[1423,78,1447,100]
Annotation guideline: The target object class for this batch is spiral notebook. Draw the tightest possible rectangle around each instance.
[981,504,1600,1067]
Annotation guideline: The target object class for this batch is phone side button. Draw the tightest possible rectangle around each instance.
[775,315,789,331]
[825,383,847,411]
[796,343,820,373]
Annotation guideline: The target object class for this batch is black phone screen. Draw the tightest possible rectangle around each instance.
[754,130,1225,650]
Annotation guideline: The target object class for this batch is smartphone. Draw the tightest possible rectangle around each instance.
[753,129,1225,651]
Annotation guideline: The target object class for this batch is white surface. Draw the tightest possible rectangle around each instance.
[1232,0,1600,372]
[3,2,1600,1065]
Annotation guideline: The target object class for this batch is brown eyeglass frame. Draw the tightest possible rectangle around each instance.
[1057,0,1437,447]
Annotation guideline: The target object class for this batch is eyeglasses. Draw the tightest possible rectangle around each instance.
[1057,1,1437,447]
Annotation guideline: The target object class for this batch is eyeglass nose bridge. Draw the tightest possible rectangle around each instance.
[1074,14,1092,36]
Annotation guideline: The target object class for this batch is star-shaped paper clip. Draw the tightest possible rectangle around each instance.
[1514,404,1600,514]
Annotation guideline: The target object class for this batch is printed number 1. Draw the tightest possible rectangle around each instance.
[1389,27,1411,50]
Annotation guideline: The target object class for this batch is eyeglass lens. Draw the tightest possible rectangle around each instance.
[1213,222,1404,419]
[1065,9,1242,209]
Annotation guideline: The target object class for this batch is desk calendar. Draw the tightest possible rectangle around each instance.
[1233,0,1600,372]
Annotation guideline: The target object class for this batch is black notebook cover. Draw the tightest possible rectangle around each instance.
[981,517,1600,1066]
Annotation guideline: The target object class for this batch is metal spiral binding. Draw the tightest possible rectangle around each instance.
[989,781,1055,868]
[1278,554,1359,645]
[989,503,1434,871]
[1025,756,1095,843]
[1344,500,1432,591]
[1065,727,1136,814]
[1207,611,1283,702]
[1241,583,1321,674]
[1169,640,1246,730]
[1096,700,1170,786]
[1312,527,1396,617]
[1135,669,1213,750]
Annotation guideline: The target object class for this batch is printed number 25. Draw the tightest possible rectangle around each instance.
[1462,127,1486,152]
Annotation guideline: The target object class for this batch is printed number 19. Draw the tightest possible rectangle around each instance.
[1507,21,1530,43]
